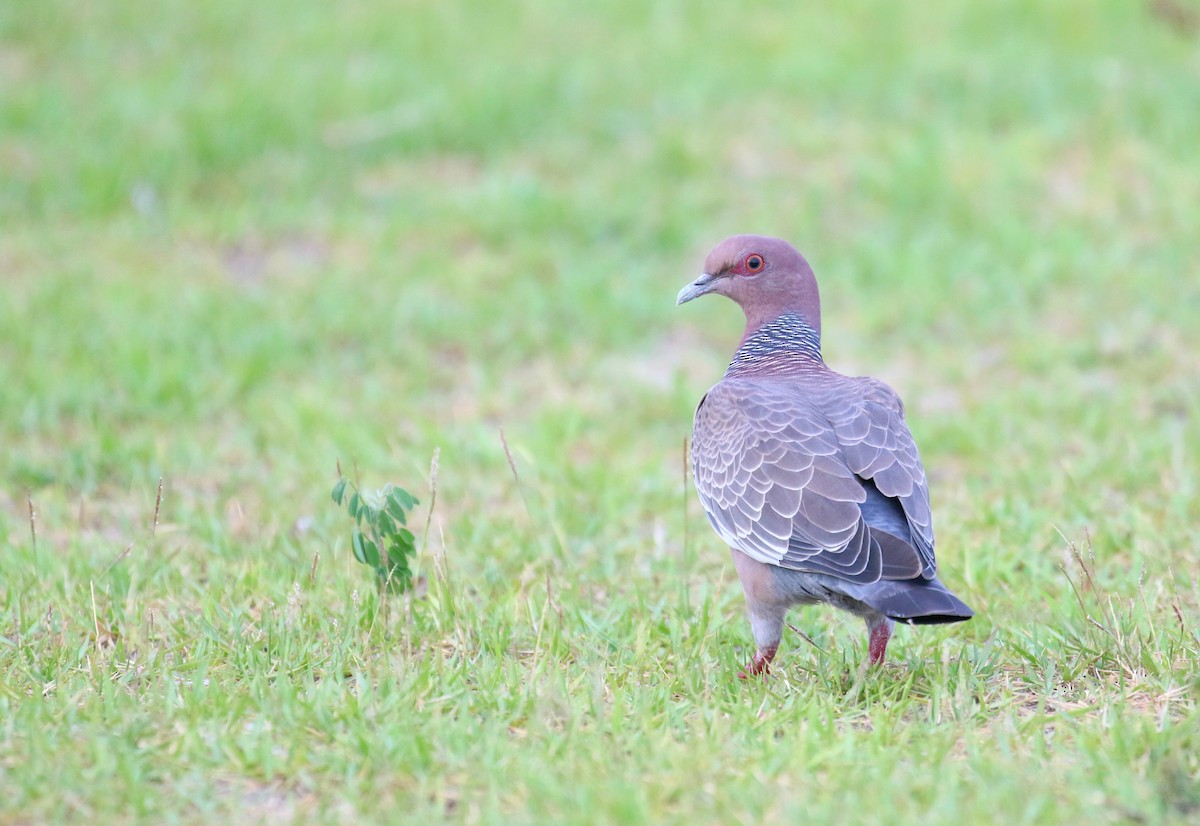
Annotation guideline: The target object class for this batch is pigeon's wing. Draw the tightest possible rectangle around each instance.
[823,377,937,578]
[691,379,919,584]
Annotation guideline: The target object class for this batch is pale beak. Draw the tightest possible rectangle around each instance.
[676,272,720,305]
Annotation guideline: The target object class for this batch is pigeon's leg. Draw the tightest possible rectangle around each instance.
[865,615,895,666]
[731,549,785,678]
[739,604,783,678]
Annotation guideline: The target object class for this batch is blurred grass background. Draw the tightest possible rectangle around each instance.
[2,0,1199,823]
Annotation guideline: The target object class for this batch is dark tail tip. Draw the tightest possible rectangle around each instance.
[867,578,974,625]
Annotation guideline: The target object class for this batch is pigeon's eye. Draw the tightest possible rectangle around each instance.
[745,254,764,273]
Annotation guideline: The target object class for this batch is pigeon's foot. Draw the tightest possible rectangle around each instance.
[738,644,778,679]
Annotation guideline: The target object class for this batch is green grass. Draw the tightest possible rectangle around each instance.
[3,0,1200,822]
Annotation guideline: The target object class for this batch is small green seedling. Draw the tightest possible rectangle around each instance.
[332,475,419,594]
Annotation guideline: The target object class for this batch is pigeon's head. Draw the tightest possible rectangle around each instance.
[677,235,821,337]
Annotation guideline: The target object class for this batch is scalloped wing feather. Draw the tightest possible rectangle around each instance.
[691,375,932,584]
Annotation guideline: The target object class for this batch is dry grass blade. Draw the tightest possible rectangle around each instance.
[787,622,827,654]
[26,491,37,559]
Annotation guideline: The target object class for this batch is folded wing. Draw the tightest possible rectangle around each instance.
[691,377,935,584]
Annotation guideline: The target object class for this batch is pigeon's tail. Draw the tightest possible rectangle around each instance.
[862,576,974,625]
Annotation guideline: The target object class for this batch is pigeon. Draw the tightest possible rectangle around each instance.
[678,235,973,675]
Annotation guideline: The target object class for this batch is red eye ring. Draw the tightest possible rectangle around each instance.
[745,254,764,273]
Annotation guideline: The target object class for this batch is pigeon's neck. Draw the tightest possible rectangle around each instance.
[726,312,824,377]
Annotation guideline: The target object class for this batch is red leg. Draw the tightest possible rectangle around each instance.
[868,621,892,666]
[738,644,778,679]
